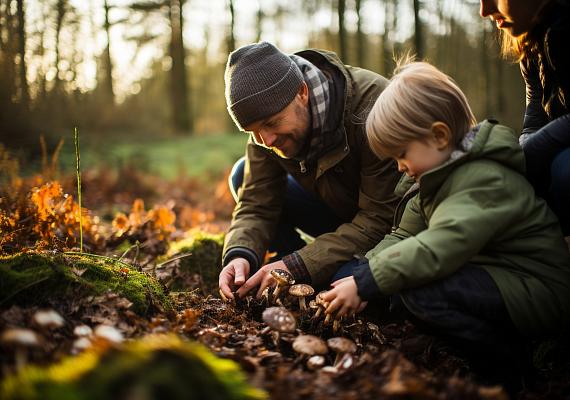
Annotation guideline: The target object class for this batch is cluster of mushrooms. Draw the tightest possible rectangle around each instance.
[0,309,125,372]
[225,268,373,372]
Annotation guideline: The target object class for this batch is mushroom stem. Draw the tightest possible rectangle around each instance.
[14,349,27,372]
[299,297,307,311]
[272,285,283,301]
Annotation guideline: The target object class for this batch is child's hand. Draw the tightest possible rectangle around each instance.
[322,276,367,317]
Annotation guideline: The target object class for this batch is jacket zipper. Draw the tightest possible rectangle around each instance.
[299,160,307,173]
[391,186,419,233]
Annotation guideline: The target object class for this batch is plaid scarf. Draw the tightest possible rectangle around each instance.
[291,55,342,167]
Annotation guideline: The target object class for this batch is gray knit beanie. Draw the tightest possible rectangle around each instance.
[225,42,304,130]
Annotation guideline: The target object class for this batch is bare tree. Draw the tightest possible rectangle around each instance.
[15,0,29,108]
[412,0,424,59]
[227,0,236,52]
[355,0,365,67]
[53,0,69,92]
[102,0,115,103]
[337,0,347,61]
[255,0,263,42]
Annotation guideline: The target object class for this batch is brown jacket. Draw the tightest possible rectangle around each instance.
[223,49,401,287]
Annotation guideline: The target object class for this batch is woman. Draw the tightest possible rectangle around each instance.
[479,0,570,241]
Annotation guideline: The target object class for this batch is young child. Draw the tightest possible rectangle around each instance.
[323,61,570,346]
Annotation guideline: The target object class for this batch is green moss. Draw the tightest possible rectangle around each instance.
[1,334,266,400]
[0,251,172,315]
[161,232,224,294]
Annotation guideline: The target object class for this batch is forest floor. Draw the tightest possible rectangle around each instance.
[1,157,569,399]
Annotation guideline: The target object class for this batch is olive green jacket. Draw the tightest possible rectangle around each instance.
[223,49,401,287]
[365,121,570,336]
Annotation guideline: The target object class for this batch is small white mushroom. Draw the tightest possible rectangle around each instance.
[73,325,93,338]
[288,284,315,311]
[94,325,124,343]
[72,337,92,354]
[314,291,329,320]
[33,310,64,329]
[307,355,326,370]
[1,328,41,371]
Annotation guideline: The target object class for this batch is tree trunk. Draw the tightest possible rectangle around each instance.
[53,0,67,92]
[337,0,347,61]
[355,0,365,67]
[15,0,28,108]
[381,0,391,76]
[103,0,115,104]
[169,0,191,132]
[255,0,263,42]
[412,0,423,59]
[227,0,235,53]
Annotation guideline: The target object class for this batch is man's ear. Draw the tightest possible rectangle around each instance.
[298,81,309,106]
[431,122,452,150]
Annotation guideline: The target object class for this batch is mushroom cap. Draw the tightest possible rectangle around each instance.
[73,325,93,337]
[262,307,296,333]
[94,325,124,343]
[288,284,315,298]
[270,269,295,286]
[327,337,357,354]
[308,300,318,309]
[1,328,41,347]
[292,335,328,356]
[33,310,65,329]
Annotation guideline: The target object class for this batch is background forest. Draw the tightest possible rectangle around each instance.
[1,0,524,175]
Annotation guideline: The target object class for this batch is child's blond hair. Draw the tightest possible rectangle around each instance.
[366,61,476,159]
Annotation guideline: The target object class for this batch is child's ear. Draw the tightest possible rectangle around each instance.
[430,122,452,150]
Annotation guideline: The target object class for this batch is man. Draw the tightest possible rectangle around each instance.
[219,41,401,300]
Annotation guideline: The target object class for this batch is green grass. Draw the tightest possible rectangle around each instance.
[56,133,248,181]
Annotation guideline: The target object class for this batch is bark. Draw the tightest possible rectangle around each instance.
[381,0,392,75]
[169,0,191,132]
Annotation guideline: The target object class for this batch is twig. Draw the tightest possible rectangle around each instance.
[74,127,83,253]
[156,252,193,268]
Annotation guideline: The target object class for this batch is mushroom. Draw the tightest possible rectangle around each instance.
[327,337,357,366]
[1,328,41,371]
[73,324,93,337]
[292,335,328,357]
[94,325,124,344]
[314,291,329,320]
[288,284,314,311]
[71,337,92,354]
[307,355,326,370]
[332,315,343,333]
[32,309,65,329]
[270,269,295,301]
[261,306,296,345]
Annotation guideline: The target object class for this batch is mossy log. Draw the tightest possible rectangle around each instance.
[1,334,266,400]
[0,251,172,315]
[162,233,224,294]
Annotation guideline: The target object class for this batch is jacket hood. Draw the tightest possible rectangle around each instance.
[418,120,525,195]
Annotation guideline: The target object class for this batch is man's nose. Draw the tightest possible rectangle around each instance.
[259,130,278,147]
[479,0,495,17]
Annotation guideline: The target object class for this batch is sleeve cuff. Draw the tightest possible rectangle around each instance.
[353,260,383,301]
[223,247,260,271]
[282,252,312,283]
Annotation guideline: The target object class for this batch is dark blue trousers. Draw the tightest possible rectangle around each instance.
[523,114,570,235]
[334,259,517,346]
[229,157,343,263]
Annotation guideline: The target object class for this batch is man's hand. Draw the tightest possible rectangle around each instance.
[236,260,291,299]
[322,276,367,317]
[218,257,250,300]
